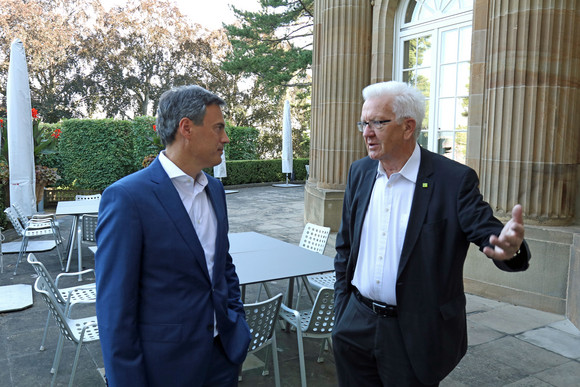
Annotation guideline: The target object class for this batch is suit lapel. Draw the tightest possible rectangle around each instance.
[148,158,211,282]
[398,147,434,278]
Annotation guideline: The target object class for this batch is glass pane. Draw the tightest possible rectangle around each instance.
[416,68,431,97]
[441,29,458,63]
[438,98,455,131]
[418,131,429,148]
[437,131,454,157]
[456,62,470,95]
[454,132,467,163]
[417,36,432,67]
[456,98,468,130]
[404,39,417,69]
[403,70,416,84]
[458,27,472,62]
[439,64,457,97]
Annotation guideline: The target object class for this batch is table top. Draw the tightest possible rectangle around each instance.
[230,232,334,285]
[55,199,100,215]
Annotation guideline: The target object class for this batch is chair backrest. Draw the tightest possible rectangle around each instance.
[75,194,101,201]
[81,215,98,243]
[4,207,25,237]
[27,253,67,307]
[11,203,30,227]
[299,223,331,254]
[304,287,335,334]
[244,293,283,353]
[34,276,79,343]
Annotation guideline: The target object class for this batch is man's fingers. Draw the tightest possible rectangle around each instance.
[512,204,523,225]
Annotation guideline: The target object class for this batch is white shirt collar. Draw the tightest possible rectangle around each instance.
[376,143,421,184]
[158,151,208,188]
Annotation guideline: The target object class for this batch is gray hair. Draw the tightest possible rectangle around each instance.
[362,81,426,139]
[156,85,226,146]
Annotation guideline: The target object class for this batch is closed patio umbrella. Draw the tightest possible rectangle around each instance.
[273,100,299,188]
[7,38,35,217]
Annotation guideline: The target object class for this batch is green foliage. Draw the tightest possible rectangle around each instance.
[58,119,135,189]
[226,124,260,160]
[223,0,313,96]
[208,158,309,185]
[132,116,163,169]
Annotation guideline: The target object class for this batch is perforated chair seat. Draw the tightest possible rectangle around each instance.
[4,207,64,274]
[34,275,99,387]
[27,254,96,352]
[279,287,335,387]
[240,293,283,387]
[306,272,336,292]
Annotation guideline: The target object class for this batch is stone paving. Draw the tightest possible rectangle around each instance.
[0,184,579,386]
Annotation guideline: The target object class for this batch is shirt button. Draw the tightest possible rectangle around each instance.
[378,256,383,260]
[376,280,380,284]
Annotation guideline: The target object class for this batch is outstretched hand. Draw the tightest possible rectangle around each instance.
[483,204,525,261]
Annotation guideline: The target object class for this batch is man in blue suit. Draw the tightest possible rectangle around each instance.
[332,81,531,386]
[95,85,251,386]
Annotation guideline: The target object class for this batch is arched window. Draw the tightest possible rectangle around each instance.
[396,0,473,163]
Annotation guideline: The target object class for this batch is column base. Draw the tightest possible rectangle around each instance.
[304,181,345,231]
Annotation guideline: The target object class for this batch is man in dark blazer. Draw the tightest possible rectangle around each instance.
[332,81,530,386]
[95,85,251,386]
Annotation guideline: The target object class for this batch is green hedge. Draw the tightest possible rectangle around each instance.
[205,158,309,185]
[58,119,135,190]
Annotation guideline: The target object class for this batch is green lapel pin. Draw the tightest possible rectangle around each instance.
[422,182,428,188]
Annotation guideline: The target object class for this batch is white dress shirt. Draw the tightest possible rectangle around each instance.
[352,143,421,305]
[158,151,219,334]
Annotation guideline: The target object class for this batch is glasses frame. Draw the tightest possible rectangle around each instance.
[356,120,392,132]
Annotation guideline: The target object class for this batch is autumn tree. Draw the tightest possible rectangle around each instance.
[0,0,98,122]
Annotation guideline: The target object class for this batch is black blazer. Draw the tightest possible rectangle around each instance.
[334,147,530,384]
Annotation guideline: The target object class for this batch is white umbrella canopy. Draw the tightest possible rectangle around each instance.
[7,38,35,217]
[281,99,293,174]
[213,151,227,179]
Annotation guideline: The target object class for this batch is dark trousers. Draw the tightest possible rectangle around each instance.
[203,335,239,387]
[332,292,438,387]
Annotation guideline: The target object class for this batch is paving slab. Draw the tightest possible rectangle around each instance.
[517,326,580,359]
[533,361,580,387]
[468,304,566,334]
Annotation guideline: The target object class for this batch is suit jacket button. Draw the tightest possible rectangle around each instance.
[207,324,213,331]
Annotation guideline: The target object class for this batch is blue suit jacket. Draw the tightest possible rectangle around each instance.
[95,158,250,387]
[334,147,530,384]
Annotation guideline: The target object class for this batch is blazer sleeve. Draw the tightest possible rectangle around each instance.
[95,183,148,386]
[456,167,530,272]
[334,164,355,321]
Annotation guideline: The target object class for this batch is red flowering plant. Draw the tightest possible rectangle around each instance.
[0,109,61,187]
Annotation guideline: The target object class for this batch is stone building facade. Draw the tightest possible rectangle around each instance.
[305,0,580,327]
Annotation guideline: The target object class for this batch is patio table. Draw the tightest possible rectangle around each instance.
[229,231,334,309]
[55,199,100,279]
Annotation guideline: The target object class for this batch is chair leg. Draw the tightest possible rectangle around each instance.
[14,237,29,275]
[271,332,281,387]
[51,333,65,374]
[296,328,308,387]
[40,310,52,350]
[69,340,84,387]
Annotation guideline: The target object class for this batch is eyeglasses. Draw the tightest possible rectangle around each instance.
[356,120,392,132]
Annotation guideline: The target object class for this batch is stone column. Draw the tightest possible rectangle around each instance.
[306,0,372,230]
[473,1,580,225]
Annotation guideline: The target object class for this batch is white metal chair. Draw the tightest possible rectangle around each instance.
[12,203,64,244]
[27,253,96,352]
[33,275,99,387]
[279,287,335,387]
[68,214,98,274]
[295,223,331,304]
[4,207,64,274]
[75,194,101,201]
[240,293,283,387]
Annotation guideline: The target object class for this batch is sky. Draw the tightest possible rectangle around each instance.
[100,0,261,30]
